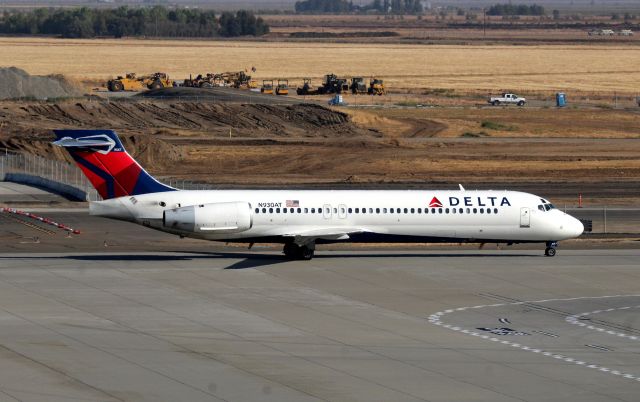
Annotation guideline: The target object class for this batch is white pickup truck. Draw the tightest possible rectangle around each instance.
[488,93,526,106]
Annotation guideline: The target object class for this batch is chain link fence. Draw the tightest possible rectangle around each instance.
[0,151,101,201]
[1,150,637,234]
[0,150,217,201]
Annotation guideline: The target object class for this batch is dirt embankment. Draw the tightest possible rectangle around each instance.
[0,99,370,170]
[0,67,82,100]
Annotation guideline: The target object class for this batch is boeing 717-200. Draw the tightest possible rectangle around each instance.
[53,130,584,260]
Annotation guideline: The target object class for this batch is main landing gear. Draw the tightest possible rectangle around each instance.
[283,242,315,260]
[544,241,558,257]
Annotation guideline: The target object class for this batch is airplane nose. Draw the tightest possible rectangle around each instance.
[567,216,584,237]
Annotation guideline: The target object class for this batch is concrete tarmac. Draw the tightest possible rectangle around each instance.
[0,249,638,402]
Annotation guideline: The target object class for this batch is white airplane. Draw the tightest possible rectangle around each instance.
[53,129,584,260]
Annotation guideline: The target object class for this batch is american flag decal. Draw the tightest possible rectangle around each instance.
[286,200,299,207]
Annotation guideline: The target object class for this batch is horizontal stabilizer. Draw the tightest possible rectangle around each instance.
[53,137,115,148]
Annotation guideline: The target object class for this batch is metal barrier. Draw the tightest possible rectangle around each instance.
[0,150,212,201]
[0,151,101,201]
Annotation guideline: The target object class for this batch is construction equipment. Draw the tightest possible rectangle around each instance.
[228,71,254,89]
[275,79,289,96]
[368,78,386,96]
[296,78,318,95]
[318,73,348,95]
[261,80,274,95]
[183,73,215,88]
[350,77,367,94]
[108,72,172,92]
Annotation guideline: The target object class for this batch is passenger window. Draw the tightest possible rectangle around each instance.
[479,208,484,214]
[494,208,498,214]
[297,208,301,213]
[283,208,287,214]
[431,208,436,214]
[389,208,394,213]
[486,208,491,214]
[333,208,337,214]
[262,208,266,213]
[369,208,373,213]
[255,208,259,213]
[418,208,422,213]
[341,208,346,214]
[375,208,379,214]
[466,208,470,214]
[348,208,352,213]
[438,208,443,214]
[269,208,273,213]
[445,208,449,213]
[383,208,387,213]
[473,208,477,214]
[425,208,429,214]
[459,208,463,214]
[309,208,313,213]
[404,208,408,213]
[452,208,456,214]
[355,208,360,213]
[290,208,294,213]
[362,208,366,214]
[410,208,415,213]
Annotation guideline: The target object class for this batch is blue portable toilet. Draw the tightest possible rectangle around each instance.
[556,92,566,107]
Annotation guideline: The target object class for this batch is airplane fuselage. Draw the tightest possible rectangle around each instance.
[90,189,584,246]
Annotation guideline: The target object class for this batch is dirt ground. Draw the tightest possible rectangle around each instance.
[1,97,639,207]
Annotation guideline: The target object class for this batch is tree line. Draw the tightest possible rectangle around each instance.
[294,0,423,14]
[0,6,269,38]
[486,4,546,17]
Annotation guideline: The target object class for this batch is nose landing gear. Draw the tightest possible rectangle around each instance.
[544,241,558,257]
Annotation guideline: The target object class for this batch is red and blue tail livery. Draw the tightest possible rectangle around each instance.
[53,129,175,200]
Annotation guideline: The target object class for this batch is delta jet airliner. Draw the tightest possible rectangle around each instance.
[53,130,584,260]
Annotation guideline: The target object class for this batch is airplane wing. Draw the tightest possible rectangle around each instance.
[282,227,367,245]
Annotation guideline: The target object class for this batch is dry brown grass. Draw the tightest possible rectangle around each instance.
[2,37,640,92]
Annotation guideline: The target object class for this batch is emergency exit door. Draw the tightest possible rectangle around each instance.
[520,207,530,228]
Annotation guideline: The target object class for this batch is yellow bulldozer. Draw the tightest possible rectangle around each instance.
[107,72,173,92]
[368,78,386,96]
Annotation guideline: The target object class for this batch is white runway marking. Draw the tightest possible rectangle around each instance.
[428,295,640,383]
[566,304,640,342]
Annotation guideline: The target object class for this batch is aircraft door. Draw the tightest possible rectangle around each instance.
[323,204,332,220]
[338,204,347,219]
[520,207,530,228]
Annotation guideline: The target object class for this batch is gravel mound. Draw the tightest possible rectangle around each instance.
[0,67,82,100]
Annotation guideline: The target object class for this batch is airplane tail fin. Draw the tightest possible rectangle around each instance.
[53,129,176,200]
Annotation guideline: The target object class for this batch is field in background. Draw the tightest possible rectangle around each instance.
[2,38,640,92]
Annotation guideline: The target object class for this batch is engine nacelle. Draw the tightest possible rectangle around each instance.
[163,202,252,234]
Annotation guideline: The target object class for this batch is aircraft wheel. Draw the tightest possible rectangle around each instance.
[545,247,556,257]
[300,246,314,260]
[283,243,298,259]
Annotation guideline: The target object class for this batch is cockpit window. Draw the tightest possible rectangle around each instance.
[538,205,545,211]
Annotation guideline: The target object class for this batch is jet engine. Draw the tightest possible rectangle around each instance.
[163,202,252,234]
